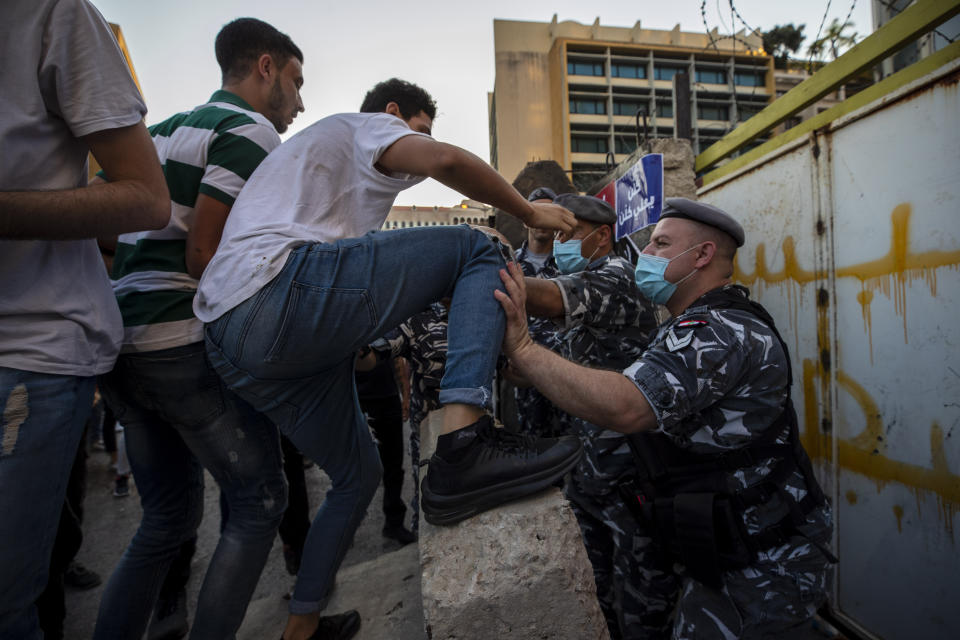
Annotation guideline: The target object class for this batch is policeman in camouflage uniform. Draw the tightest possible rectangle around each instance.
[520,194,658,638]
[496,197,834,640]
[364,303,447,533]
[513,187,564,437]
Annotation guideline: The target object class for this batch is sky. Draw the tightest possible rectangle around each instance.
[90,0,874,206]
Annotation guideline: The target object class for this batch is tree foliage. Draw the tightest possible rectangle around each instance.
[807,18,859,62]
[763,23,806,69]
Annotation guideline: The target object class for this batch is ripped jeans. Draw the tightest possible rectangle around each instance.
[0,368,94,640]
[93,342,286,640]
[204,226,507,614]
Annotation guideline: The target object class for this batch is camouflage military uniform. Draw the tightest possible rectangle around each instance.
[513,243,565,437]
[371,303,448,532]
[547,254,659,638]
[619,284,833,639]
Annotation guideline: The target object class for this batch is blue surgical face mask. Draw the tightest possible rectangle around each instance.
[634,244,702,304]
[553,227,599,274]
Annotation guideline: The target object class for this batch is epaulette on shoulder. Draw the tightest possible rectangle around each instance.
[677,303,713,320]
[675,318,709,329]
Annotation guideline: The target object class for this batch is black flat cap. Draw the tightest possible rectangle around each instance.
[553,193,616,225]
[660,197,744,247]
[527,187,558,202]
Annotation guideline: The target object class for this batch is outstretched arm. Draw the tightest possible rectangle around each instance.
[377,135,575,236]
[495,262,656,434]
[0,121,169,239]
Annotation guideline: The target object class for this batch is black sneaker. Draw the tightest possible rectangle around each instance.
[420,415,582,525]
[300,609,361,640]
[148,589,188,640]
[64,561,101,590]
[382,522,417,546]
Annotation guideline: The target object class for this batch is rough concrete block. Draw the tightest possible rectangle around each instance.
[645,138,697,199]
[586,137,696,200]
[418,411,610,640]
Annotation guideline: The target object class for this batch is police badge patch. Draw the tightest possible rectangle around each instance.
[665,328,694,352]
[665,319,707,352]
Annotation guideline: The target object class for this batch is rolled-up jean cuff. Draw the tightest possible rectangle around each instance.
[288,593,329,616]
[438,386,492,410]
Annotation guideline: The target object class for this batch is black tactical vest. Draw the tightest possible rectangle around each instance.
[620,285,835,589]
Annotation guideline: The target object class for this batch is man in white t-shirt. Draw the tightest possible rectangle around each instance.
[196,78,583,640]
[0,1,169,636]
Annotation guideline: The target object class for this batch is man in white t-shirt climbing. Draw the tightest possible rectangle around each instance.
[195,78,582,640]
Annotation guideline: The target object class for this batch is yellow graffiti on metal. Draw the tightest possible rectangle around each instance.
[736,204,960,537]
[839,205,960,343]
[734,205,960,349]
[802,361,959,539]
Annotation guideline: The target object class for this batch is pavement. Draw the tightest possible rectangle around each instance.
[64,427,427,640]
[61,421,846,640]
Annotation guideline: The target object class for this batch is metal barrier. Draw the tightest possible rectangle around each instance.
[695,0,960,183]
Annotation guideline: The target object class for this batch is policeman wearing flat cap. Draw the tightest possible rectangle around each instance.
[497,197,834,638]
[517,193,659,634]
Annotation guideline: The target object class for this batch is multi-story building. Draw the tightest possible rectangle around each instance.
[489,15,772,189]
[872,0,960,77]
[381,200,493,230]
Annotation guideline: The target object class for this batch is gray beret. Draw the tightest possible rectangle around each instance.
[527,187,557,202]
[553,193,616,225]
[660,197,744,247]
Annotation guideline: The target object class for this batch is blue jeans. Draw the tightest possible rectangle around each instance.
[93,342,286,640]
[0,368,94,640]
[205,226,506,613]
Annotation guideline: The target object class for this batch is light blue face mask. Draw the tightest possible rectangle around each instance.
[634,244,701,304]
[553,228,599,274]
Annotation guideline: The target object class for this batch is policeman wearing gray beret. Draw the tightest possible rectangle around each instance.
[659,197,744,247]
[553,193,617,225]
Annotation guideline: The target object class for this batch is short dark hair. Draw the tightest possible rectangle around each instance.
[215,18,303,84]
[360,78,437,120]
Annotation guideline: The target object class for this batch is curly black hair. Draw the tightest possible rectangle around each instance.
[360,78,437,120]
[215,18,303,84]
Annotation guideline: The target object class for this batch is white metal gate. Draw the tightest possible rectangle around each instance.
[699,58,960,639]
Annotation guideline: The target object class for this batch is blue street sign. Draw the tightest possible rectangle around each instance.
[615,153,663,240]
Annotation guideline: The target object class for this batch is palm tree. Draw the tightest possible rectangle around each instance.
[808,18,859,62]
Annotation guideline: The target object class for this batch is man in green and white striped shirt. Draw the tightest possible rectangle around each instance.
[94,18,357,640]
[108,87,285,351]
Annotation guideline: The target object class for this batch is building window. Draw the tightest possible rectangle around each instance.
[613,100,645,116]
[698,105,729,121]
[656,101,673,118]
[734,71,764,87]
[571,136,609,153]
[738,107,762,121]
[611,63,646,79]
[615,138,637,154]
[654,66,683,81]
[695,69,726,84]
[570,99,607,115]
[567,60,604,76]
